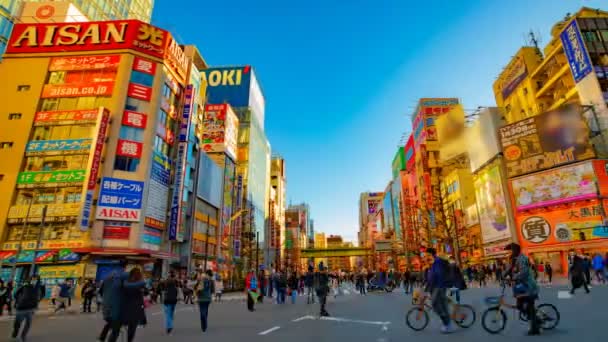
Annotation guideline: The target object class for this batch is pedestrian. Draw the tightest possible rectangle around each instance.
[245,269,258,312]
[161,272,179,335]
[477,266,486,288]
[447,256,466,304]
[54,280,71,313]
[288,272,298,304]
[195,270,215,333]
[183,278,194,305]
[592,253,605,284]
[582,254,592,286]
[605,252,608,282]
[50,282,59,308]
[257,270,266,303]
[214,274,224,302]
[95,281,103,312]
[426,248,454,334]
[305,267,315,303]
[545,262,553,285]
[81,279,96,313]
[0,280,8,316]
[6,281,14,316]
[109,268,147,342]
[276,270,287,304]
[11,276,43,342]
[570,251,590,294]
[402,268,411,294]
[315,262,330,317]
[268,269,275,299]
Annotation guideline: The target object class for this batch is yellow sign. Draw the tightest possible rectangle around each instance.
[38,264,85,279]
[2,239,88,251]
[193,233,216,244]
[8,203,81,220]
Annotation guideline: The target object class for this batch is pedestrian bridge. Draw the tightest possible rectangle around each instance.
[300,247,372,258]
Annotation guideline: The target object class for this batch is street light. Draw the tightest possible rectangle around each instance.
[10,192,34,281]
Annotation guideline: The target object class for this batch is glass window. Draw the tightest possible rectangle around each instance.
[57,98,79,110]
[600,30,608,42]
[119,126,144,141]
[47,71,66,85]
[583,31,598,42]
[114,156,140,172]
[125,97,144,111]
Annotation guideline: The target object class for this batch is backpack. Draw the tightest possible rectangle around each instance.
[196,279,212,302]
[16,284,38,310]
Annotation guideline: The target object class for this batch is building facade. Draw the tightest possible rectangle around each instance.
[269,157,286,268]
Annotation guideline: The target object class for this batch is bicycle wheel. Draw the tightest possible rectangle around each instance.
[537,303,560,330]
[452,304,476,328]
[406,307,429,331]
[481,308,507,334]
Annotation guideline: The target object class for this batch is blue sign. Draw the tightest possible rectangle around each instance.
[79,191,93,231]
[98,177,144,209]
[26,139,92,153]
[169,143,187,241]
[202,66,252,108]
[179,85,194,142]
[561,20,593,83]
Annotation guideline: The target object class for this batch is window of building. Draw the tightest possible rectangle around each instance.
[130,70,154,87]
[583,30,598,42]
[0,174,4,181]
[600,30,608,42]
[154,135,169,155]
[17,85,30,91]
[31,124,94,141]
[114,156,140,172]
[120,126,144,142]
[0,141,13,148]
[25,155,88,172]
[8,113,22,120]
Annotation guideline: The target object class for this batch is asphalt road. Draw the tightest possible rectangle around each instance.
[1,282,607,341]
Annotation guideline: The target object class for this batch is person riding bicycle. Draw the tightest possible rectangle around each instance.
[504,243,540,336]
[426,248,454,334]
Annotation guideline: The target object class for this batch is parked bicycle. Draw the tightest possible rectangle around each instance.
[481,281,560,334]
[405,289,476,331]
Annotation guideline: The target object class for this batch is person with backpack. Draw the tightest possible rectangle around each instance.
[161,272,179,335]
[81,279,96,313]
[427,248,453,334]
[245,269,258,312]
[11,276,43,341]
[214,274,224,302]
[195,270,215,332]
[315,262,330,317]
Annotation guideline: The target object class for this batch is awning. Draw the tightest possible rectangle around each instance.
[0,251,17,261]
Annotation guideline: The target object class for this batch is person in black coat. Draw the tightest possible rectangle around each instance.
[570,251,590,294]
[107,268,147,342]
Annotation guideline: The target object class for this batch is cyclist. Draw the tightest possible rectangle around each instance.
[504,243,540,336]
[426,248,454,334]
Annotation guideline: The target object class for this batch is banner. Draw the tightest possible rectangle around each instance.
[103,222,131,240]
[516,200,608,248]
[34,109,98,126]
[560,19,593,83]
[467,108,503,172]
[500,55,527,99]
[116,139,143,158]
[201,104,239,161]
[499,104,595,177]
[17,170,86,186]
[474,164,512,243]
[95,178,144,222]
[26,139,92,155]
[511,161,597,211]
[49,55,121,71]
[7,203,81,222]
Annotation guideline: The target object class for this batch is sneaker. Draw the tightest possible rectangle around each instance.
[166,328,173,335]
[440,325,456,334]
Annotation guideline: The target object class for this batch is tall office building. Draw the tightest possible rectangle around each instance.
[20,0,154,22]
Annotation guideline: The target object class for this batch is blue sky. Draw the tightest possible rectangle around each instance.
[153,0,605,243]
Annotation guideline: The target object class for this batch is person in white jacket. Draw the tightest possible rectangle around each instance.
[214,274,224,302]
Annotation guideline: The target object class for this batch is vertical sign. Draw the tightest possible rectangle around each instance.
[561,19,593,83]
[79,108,109,231]
[233,174,243,258]
[169,143,187,241]
[179,85,194,142]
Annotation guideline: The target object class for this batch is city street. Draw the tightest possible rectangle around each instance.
[1,283,607,341]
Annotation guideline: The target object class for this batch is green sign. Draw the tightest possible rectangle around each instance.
[391,147,405,179]
[17,170,86,185]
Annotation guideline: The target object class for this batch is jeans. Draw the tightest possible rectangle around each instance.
[449,288,461,304]
[163,304,176,330]
[277,288,286,304]
[12,310,34,340]
[306,286,316,303]
[431,288,450,326]
[290,289,297,304]
[198,301,210,332]
[83,296,93,312]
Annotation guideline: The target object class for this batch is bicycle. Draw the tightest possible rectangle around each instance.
[481,281,560,334]
[405,289,476,331]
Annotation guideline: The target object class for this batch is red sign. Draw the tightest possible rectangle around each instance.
[132,56,156,75]
[41,82,114,98]
[127,83,152,101]
[164,36,188,81]
[34,109,98,125]
[144,217,164,230]
[6,20,168,58]
[103,224,131,240]
[49,55,121,71]
[88,110,110,190]
[97,208,140,221]
[122,111,147,129]
[404,135,415,171]
[116,139,143,158]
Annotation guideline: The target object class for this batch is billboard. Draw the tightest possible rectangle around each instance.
[404,135,415,171]
[178,85,194,142]
[169,143,187,241]
[391,176,402,237]
[516,200,608,248]
[417,98,459,142]
[511,161,598,211]
[34,109,98,126]
[499,104,595,177]
[17,170,86,186]
[202,66,254,109]
[367,198,380,214]
[202,104,239,161]
[95,178,144,222]
[391,147,405,179]
[499,55,527,99]
[560,19,592,84]
[26,139,92,155]
[474,164,512,243]
[382,188,394,231]
[116,139,143,158]
[6,20,168,58]
[221,158,236,245]
[436,104,466,162]
[144,152,170,230]
[48,55,121,71]
[41,82,114,98]
[468,108,504,172]
[197,153,223,208]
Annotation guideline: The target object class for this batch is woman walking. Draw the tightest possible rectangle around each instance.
[195,270,215,332]
[288,272,298,304]
[214,274,223,302]
[116,268,147,342]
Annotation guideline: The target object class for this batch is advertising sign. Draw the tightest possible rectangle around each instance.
[367,199,380,214]
[80,108,110,231]
[142,227,162,251]
[382,189,394,231]
[169,143,187,241]
[41,82,114,98]
[132,56,157,75]
[34,109,98,126]
[164,36,188,82]
[474,165,512,243]
[179,85,194,142]
[6,20,168,58]
[122,110,147,129]
[202,104,239,160]
[516,200,608,248]
[560,19,593,84]
[404,135,415,171]
[436,104,466,162]
[512,161,598,211]
[95,177,144,222]
[392,147,405,180]
[7,203,81,222]
[127,83,152,101]
[145,152,170,230]
[202,66,252,107]
[499,104,595,177]
[103,222,131,240]
[499,55,527,99]
[468,108,504,172]
[116,139,143,158]
[26,139,92,155]
[17,170,86,186]
[391,177,402,236]
[49,55,121,71]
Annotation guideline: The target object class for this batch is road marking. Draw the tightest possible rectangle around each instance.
[259,326,281,335]
[292,315,315,322]
[558,291,573,299]
[319,316,391,326]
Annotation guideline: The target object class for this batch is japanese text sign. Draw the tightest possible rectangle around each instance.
[34,109,98,126]
[561,20,593,83]
[122,111,147,129]
[49,55,121,71]
[26,139,92,155]
[17,170,86,186]
[179,85,194,142]
[116,139,143,158]
[96,178,144,222]
[127,83,152,101]
[132,56,156,75]
[41,82,114,98]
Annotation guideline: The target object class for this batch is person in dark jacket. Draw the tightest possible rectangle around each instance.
[195,270,215,332]
[305,268,315,304]
[276,270,287,304]
[81,279,96,313]
[11,276,42,341]
[98,271,119,342]
[0,279,8,316]
[447,256,466,304]
[54,280,71,313]
[107,268,147,342]
[315,262,330,317]
[570,251,590,294]
[162,272,179,335]
[288,272,298,304]
[427,248,453,333]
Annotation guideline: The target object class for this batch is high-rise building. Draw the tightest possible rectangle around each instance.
[21,0,154,22]
[0,0,20,59]
[326,234,350,271]
[358,191,383,268]
[0,19,193,283]
[269,157,286,268]
[288,203,311,247]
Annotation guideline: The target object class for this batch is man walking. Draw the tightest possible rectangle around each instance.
[305,267,315,304]
[427,248,454,334]
[81,279,96,313]
[11,276,42,342]
[162,272,179,335]
[315,262,330,317]
[570,251,590,294]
